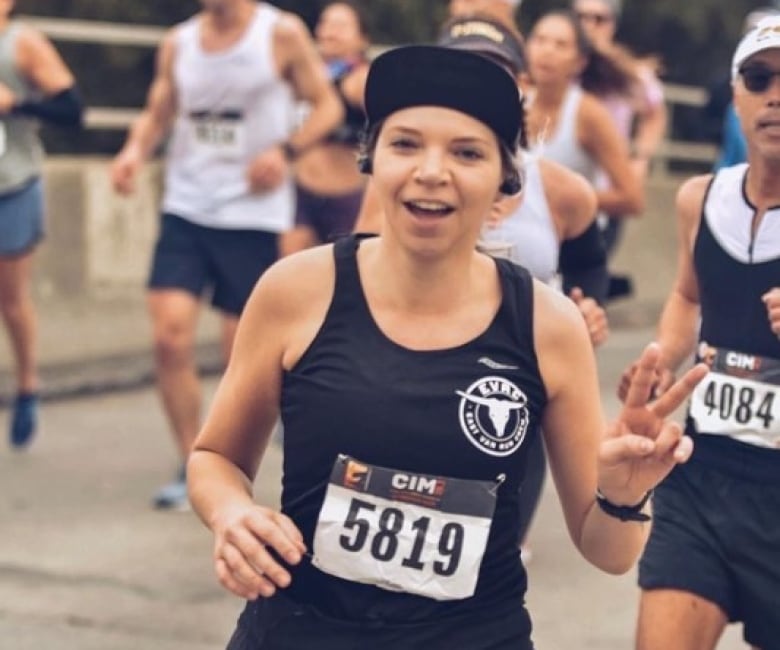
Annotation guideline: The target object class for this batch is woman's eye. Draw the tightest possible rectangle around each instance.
[390,138,418,150]
[455,148,485,161]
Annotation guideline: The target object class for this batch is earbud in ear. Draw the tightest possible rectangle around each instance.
[357,155,373,175]
[499,169,522,195]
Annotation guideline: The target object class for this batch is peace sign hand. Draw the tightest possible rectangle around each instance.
[597,343,708,505]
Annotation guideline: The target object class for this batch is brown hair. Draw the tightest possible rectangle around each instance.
[540,10,638,98]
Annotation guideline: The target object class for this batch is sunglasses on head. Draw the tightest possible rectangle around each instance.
[575,10,614,26]
[739,65,780,93]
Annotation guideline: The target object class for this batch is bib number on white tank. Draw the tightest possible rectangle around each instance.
[191,116,245,157]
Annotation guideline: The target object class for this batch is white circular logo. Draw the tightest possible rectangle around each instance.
[456,375,529,457]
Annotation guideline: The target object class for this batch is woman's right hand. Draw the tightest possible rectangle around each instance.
[212,503,307,600]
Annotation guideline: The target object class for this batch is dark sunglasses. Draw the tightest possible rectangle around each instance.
[739,65,780,93]
[575,10,614,26]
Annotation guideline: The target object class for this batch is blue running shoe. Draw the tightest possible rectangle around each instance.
[152,466,190,511]
[10,393,38,448]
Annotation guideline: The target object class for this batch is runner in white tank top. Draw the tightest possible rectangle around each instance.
[163,4,295,231]
[110,0,343,511]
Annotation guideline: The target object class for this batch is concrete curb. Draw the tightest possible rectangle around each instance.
[0,343,224,406]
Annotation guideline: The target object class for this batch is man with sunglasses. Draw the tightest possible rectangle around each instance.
[621,16,780,650]
[712,6,780,171]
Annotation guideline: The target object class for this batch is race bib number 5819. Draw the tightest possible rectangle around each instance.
[312,455,499,601]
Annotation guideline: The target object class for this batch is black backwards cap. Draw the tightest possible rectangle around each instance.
[438,16,525,77]
[364,45,522,151]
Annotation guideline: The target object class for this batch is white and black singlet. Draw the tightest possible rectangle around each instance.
[687,164,780,469]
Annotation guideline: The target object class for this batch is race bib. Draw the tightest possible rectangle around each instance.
[312,455,499,601]
[190,111,245,157]
[690,344,780,447]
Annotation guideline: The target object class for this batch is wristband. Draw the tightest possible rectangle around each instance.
[595,488,653,522]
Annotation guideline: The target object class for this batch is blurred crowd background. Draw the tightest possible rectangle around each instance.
[17,0,773,158]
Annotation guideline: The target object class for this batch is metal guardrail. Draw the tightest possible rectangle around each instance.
[18,15,165,46]
[20,15,720,169]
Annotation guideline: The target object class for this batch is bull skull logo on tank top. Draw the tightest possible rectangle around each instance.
[456,376,530,457]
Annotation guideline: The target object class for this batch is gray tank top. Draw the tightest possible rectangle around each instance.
[0,22,43,193]
[530,85,597,185]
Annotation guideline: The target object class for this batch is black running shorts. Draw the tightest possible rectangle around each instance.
[639,443,780,649]
[148,213,278,315]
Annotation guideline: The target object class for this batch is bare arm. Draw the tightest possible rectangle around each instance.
[339,63,369,110]
[536,282,705,574]
[16,28,75,94]
[579,93,644,216]
[275,13,343,155]
[616,175,708,401]
[188,247,334,600]
[110,31,178,194]
[535,286,645,573]
[655,175,709,371]
[244,14,343,193]
[632,71,668,163]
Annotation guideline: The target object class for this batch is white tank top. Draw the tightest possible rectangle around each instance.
[162,4,295,231]
[530,85,598,185]
[480,154,560,284]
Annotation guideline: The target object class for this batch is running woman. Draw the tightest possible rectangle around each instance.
[188,45,707,649]
[0,0,84,448]
[279,1,370,255]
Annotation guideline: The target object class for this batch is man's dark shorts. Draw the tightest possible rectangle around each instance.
[148,213,278,316]
[639,437,780,649]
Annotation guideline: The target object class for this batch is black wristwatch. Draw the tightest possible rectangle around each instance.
[280,140,298,162]
[595,488,653,522]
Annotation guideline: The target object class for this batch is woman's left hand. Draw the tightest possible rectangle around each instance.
[597,342,708,505]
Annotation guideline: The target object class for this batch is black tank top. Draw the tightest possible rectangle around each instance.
[279,235,547,626]
[686,167,780,477]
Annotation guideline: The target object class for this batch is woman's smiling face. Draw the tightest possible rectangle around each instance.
[372,105,503,258]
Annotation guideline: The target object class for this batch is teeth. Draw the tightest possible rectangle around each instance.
[409,200,450,211]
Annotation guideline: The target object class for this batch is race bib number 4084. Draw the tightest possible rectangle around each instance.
[690,345,780,447]
[312,455,498,601]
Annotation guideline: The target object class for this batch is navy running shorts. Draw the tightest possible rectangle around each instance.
[148,213,278,316]
[0,177,44,257]
[294,184,364,244]
[638,440,780,649]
